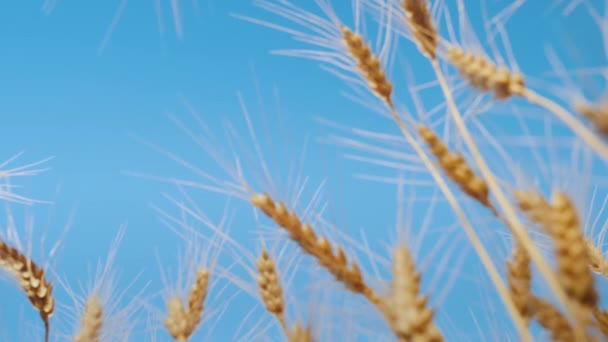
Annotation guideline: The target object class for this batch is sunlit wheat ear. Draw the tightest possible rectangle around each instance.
[575,98,608,136]
[288,321,314,342]
[401,0,438,58]
[445,46,526,99]
[533,297,575,342]
[256,248,288,332]
[0,238,54,342]
[341,25,393,106]
[73,296,102,342]
[417,124,493,211]
[389,245,443,342]
[165,267,210,342]
[250,192,384,310]
[514,190,598,309]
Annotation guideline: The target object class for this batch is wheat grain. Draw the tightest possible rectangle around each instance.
[389,245,443,342]
[256,248,288,332]
[401,0,438,58]
[417,125,493,211]
[0,238,54,342]
[73,295,103,342]
[164,268,209,342]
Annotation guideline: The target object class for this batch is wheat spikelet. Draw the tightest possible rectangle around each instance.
[250,193,383,309]
[401,0,438,58]
[575,99,608,136]
[533,297,576,342]
[73,295,103,342]
[389,245,443,342]
[288,321,314,342]
[585,239,608,278]
[418,125,493,211]
[164,268,209,342]
[341,25,393,105]
[507,242,533,320]
[256,248,287,331]
[445,46,525,99]
[0,238,54,342]
[515,190,598,308]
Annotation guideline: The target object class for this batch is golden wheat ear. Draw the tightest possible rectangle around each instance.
[388,244,443,341]
[507,241,533,321]
[73,295,103,342]
[0,238,54,342]
[256,248,288,333]
[165,267,210,342]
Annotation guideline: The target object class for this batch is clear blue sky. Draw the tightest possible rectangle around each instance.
[0,0,605,341]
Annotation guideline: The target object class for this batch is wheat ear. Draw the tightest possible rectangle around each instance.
[288,321,314,342]
[402,0,579,326]
[256,248,288,333]
[533,297,576,342]
[165,268,209,342]
[401,0,438,58]
[445,44,608,160]
[74,295,103,342]
[417,125,494,212]
[250,193,383,310]
[340,23,531,340]
[507,241,533,321]
[0,239,54,342]
[389,245,443,342]
[575,98,608,136]
[515,190,598,308]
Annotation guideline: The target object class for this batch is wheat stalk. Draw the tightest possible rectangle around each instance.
[256,248,288,333]
[399,0,583,328]
[0,238,54,342]
[593,308,608,338]
[165,268,209,342]
[389,245,443,342]
[73,295,103,342]
[339,22,531,340]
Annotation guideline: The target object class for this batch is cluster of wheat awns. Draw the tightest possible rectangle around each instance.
[1,0,607,341]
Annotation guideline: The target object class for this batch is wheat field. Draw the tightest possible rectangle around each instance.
[0,0,607,341]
